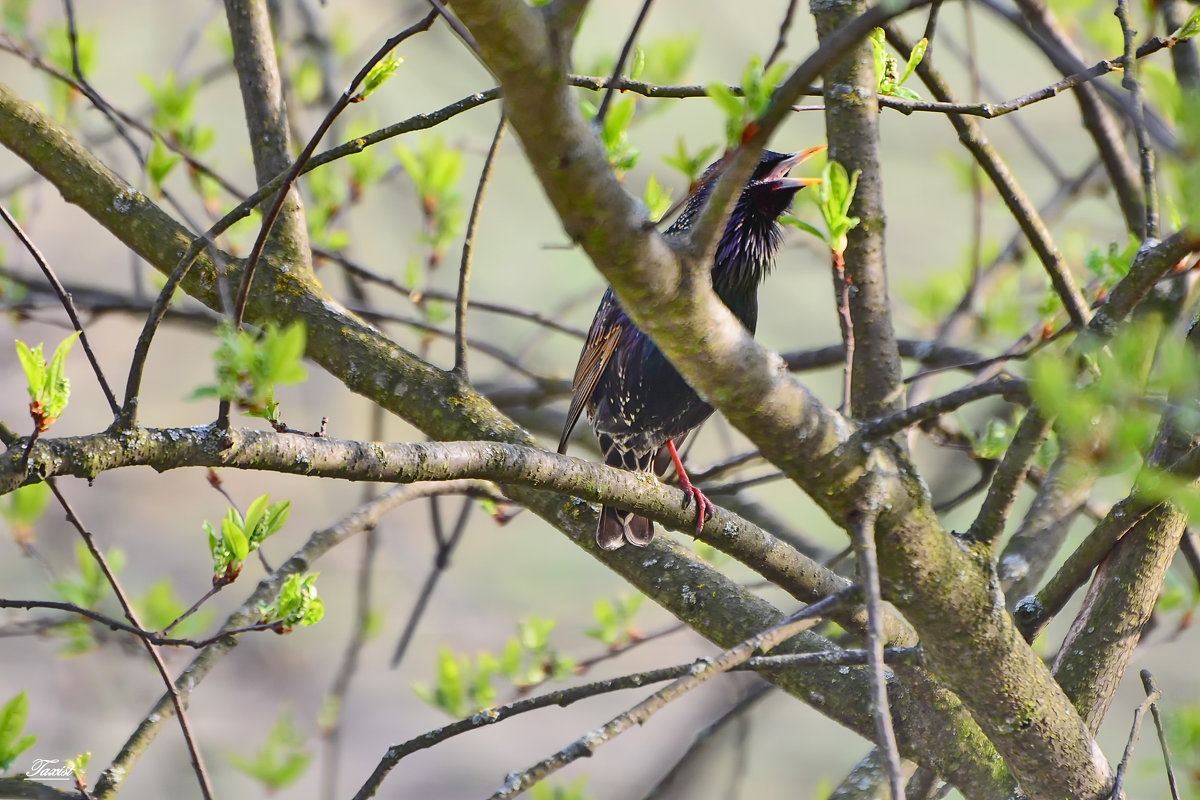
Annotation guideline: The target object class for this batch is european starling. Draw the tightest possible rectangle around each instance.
[558,146,824,550]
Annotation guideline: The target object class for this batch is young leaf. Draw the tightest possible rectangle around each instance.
[266,573,325,630]
[16,334,78,431]
[643,174,673,222]
[814,161,861,256]
[638,34,697,84]
[663,138,719,185]
[0,692,37,772]
[66,751,90,785]
[899,37,928,85]
[355,53,403,101]
[1,482,50,531]
[146,136,181,191]
[227,709,312,791]
[628,46,646,82]
[1170,5,1200,39]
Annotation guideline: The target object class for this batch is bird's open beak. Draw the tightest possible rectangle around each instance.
[767,144,827,190]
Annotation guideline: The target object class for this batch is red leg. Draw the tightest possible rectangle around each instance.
[666,439,714,535]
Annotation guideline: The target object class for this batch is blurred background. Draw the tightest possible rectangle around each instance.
[1,0,1196,797]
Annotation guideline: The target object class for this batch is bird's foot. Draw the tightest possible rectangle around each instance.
[679,477,714,536]
[665,437,713,535]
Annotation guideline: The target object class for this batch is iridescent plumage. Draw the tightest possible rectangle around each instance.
[559,148,823,549]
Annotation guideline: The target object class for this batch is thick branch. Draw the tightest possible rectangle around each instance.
[0,70,1088,799]
[813,0,904,421]
[223,0,312,270]
[441,3,1111,797]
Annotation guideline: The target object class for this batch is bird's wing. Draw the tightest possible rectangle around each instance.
[558,294,624,454]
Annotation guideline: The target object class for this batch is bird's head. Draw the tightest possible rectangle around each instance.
[667,145,824,289]
[668,145,825,240]
[740,145,826,221]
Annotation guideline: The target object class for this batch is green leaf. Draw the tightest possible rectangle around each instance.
[1,482,50,528]
[222,515,250,562]
[244,494,270,542]
[643,174,673,222]
[0,692,36,772]
[191,322,307,419]
[585,597,618,645]
[2,0,34,37]
[357,52,403,101]
[781,215,827,244]
[499,638,523,679]
[394,136,466,254]
[262,500,291,540]
[899,37,928,85]
[638,34,697,84]
[815,161,861,256]
[268,573,325,629]
[888,85,923,101]
[870,28,888,86]
[136,579,210,635]
[628,46,646,82]
[1170,5,1200,39]
[435,648,466,715]
[227,708,312,791]
[663,138,719,185]
[971,417,1015,460]
[706,82,743,120]
[66,751,90,783]
[518,616,555,653]
[44,24,95,119]
[1175,91,1200,234]
[146,136,181,190]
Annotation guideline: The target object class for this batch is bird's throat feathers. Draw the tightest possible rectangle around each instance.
[712,207,786,297]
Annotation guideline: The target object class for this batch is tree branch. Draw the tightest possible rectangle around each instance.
[223,0,312,270]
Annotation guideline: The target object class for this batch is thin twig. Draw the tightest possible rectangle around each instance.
[1116,0,1160,240]
[356,591,849,800]
[160,583,223,637]
[0,598,278,646]
[0,204,119,415]
[848,376,1027,449]
[425,0,480,54]
[389,498,474,667]
[358,645,907,800]
[220,9,439,425]
[47,480,214,800]
[848,492,905,800]
[886,24,1091,328]
[641,684,773,799]
[834,254,854,415]
[91,481,487,798]
[1014,497,1158,640]
[765,0,801,67]
[321,402,387,800]
[1139,670,1182,800]
[1111,674,1163,798]
[593,0,655,125]
[454,114,507,377]
[324,248,586,339]
[920,0,944,58]
[964,0,985,310]
[508,622,690,700]
[966,410,1051,548]
[60,0,145,166]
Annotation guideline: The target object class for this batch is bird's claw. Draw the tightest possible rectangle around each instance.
[681,484,715,536]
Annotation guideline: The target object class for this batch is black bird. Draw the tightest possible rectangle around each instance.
[558,146,824,550]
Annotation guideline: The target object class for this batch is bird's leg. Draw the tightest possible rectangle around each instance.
[666,439,714,535]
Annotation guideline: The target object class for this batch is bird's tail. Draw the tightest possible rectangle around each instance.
[597,506,654,550]
[596,435,656,550]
